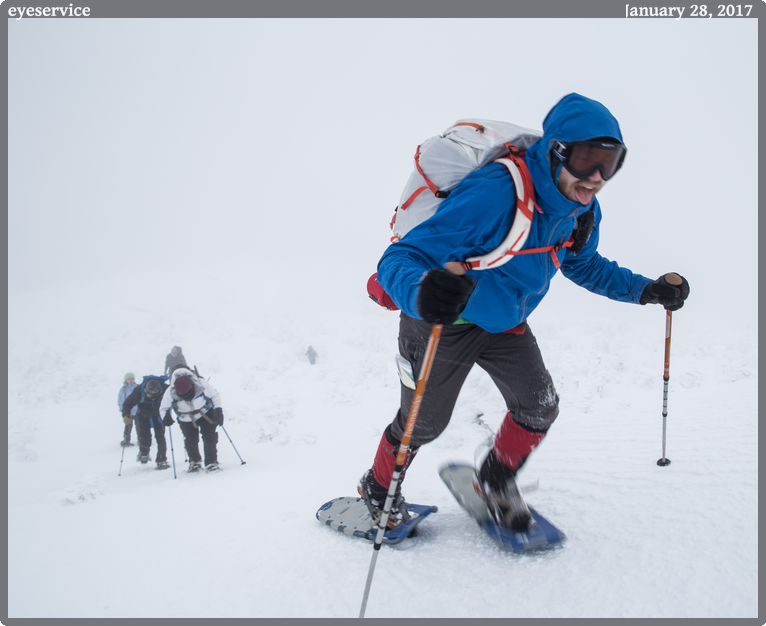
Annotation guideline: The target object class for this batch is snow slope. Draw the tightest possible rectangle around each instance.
[7,263,757,618]
[7,16,758,621]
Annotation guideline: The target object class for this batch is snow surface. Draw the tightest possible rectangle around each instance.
[7,266,758,618]
[7,17,758,620]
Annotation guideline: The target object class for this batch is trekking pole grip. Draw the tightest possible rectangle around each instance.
[664,272,682,286]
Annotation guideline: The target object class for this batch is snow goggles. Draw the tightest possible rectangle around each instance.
[553,139,626,181]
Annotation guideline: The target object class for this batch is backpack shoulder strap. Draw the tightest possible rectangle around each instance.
[460,147,542,271]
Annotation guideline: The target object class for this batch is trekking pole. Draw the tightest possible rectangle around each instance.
[202,413,246,465]
[168,423,177,479]
[657,306,674,467]
[118,443,126,476]
[359,321,444,618]
[220,425,246,465]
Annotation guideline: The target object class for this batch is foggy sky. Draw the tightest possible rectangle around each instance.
[8,18,757,323]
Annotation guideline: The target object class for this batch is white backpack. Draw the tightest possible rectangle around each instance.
[389,119,542,271]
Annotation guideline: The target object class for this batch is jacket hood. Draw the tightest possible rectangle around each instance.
[170,367,198,384]
[169,367,202,397]
[526,93,624,214]
[539,93,623,145]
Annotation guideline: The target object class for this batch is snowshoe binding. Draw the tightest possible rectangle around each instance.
[205,462,221,473]
[476,475,532,531]
[137,453,151,464]
[357,469,411,529]
[187,461,203,473]
[156,460,170,470]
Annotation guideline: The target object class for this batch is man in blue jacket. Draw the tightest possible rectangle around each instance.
[360,93,690,531]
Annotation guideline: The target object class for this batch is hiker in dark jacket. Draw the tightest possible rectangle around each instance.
[164,346,188,377]
[359,93,690,531]
[122,376,171,470]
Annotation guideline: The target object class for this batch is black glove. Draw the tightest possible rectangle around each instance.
[162,412,175,427]
[640,273,690,311]
[417,268,475,325]
[211,408,224,426]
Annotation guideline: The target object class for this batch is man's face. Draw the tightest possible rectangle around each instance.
[127,378,135,384]
[557,166,605,206]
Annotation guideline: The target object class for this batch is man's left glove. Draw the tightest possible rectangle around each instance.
[640,273,690,311]
[123,415,132,425]
[162,412,175,427]
[211,408,224,426]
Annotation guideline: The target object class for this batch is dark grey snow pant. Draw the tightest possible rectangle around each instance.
[179,416,219,466]
[389,313,560,447]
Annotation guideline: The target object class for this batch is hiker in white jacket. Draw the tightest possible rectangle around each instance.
[161,367,225,473]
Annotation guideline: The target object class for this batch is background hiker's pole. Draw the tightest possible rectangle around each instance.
[359,322,444,618]
[220,425,246,465]
[168,424,177,479]
[657,306,675,467]
[202,413,246,465]
[118,442,126,476]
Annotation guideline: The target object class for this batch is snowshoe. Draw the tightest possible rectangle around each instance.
[187,461,203,473]
[317,496,437,545]
[137,453,150,464]
[205,462,221,473]
[156,460,170,470]
[439,461,566,553]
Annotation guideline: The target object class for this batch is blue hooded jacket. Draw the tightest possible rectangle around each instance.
[376,93,653,333]
[118,382,138,416]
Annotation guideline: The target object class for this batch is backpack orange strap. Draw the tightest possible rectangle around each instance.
[505,239,574,268]
[400,144,449,212]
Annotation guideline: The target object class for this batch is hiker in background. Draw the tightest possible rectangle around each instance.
[117,372,138,447]
[360,93,690,531]
[164,346,188,377]
[306,346,318,365]
[160,367,225,473]
[122,375,171,470]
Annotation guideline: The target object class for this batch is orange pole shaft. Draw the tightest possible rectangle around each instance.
[664,309,673,381]
[395,323,443,466]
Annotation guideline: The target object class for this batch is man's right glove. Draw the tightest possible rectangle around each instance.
[123,416,132,425]
[640,273,690,311]
[162,412,175,427]
[417,268,475,325]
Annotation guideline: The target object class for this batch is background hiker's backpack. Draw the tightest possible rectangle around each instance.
[389,118,541,244]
